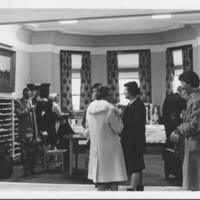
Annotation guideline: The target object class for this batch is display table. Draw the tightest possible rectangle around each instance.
[146,124,166,144]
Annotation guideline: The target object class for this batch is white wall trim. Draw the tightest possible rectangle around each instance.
[14,38,198,54]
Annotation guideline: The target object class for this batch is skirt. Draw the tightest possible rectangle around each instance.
[124,152,145,175]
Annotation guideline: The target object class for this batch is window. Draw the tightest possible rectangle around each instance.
[117,53,140,105]
[172,50,183,92]
[71,54,82,110]
[172,50,183,66]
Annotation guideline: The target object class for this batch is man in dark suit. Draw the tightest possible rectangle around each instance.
[15,88,34,141]
[162,86,187,146]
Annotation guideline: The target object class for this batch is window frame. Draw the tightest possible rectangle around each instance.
[71,52,82,111]
[172,49,184,92]
[117,51,140,105]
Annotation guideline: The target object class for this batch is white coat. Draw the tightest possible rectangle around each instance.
[86,100,127,183]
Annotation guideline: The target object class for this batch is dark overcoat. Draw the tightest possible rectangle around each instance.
[121,97,146,155]
[162,92,186,142]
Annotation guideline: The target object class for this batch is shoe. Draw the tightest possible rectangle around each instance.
[136,185,144,191]
[127,188,134,191]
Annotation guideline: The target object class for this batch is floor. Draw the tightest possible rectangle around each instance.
[0,144,189,198]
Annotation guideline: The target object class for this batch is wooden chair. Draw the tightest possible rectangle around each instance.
[43,149,67,173]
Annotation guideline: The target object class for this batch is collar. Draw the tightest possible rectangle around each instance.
[129,96,138,106]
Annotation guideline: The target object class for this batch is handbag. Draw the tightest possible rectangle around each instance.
[170,130,180,144]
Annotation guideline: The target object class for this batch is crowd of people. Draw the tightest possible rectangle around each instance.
[15,89,74,177]
[15,70,200,191]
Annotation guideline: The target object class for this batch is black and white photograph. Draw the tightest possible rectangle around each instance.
[0,0,200,199]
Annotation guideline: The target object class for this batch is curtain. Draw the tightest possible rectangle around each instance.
[80,52,91,110]
[107,51,119,104]
[166,48,174,95]
[182,45,193,71]
[139,50,152,103]
[166,45,193,95]
[60,51,72,111]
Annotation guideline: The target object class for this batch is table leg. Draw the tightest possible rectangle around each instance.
[75,141,78,169]
[69,140,73,176]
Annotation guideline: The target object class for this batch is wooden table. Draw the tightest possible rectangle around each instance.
[63,134,87,176]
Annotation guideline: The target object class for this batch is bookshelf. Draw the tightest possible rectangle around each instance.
[0,97,20,159]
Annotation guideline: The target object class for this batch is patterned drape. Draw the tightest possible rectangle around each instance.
[60,51,72,111]
[166,45,193,95]
[166,48,174,95]
[182,45,193,71]
[139,50,152,103]
[80,52,91,110]
[107,52,119,104]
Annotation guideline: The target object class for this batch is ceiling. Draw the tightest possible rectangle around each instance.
[1,9,200,35]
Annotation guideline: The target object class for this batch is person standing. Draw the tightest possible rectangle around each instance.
[162,86,187,146]
[15,88,34,141]
[42,100,57,149]
[175,71,200,191]
[82,83,102,153]
[82,83,102,128]
[48,93,70,134]
[20,128,38,177]
[120,81,146,191]
[86,85,127,191]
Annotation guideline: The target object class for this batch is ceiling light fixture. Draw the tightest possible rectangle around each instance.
[59,20,78,24]
[151,14,172,19]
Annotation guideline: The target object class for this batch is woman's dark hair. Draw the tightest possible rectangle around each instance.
[179,71,200,88]
[92,83,102,89]
[95,85,111,100]
[124,81,140,96]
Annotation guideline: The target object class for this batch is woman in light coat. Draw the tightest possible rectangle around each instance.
[176,71,200,191]
[86,85,127,191]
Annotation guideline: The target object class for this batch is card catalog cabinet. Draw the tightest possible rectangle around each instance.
[0,98,20,159]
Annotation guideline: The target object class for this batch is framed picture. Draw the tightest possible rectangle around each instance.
[0,47,16,92]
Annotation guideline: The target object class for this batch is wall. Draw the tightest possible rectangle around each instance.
[0,25,31,98]
[27,26,200,111]
[91,54,107,85]
[0,24,200,114]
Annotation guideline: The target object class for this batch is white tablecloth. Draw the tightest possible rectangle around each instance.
[71,124,166,144]
[146,124,166,143]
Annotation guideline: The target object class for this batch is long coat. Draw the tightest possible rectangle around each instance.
[86,100,127,183]
[15,98,34,141]
[120,97,146,174]
[162,92,186,142]
[121,97,146,154]
[179,89,200,191]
